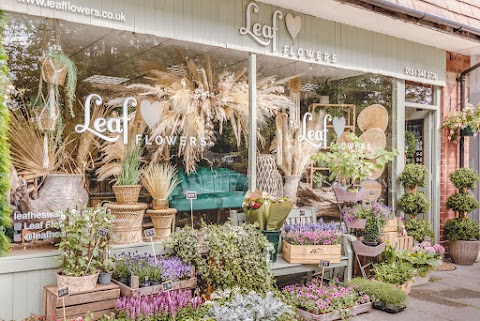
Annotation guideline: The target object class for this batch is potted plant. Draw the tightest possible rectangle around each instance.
[312,171,324,189]
[98,257,115,285]
[113,146,143,204]
[398,164,428,193]
[399,241,444,285]
[404,219,434,242]
[315,78,332,104]
[348,278,407,313]
[442,104,480,141]
[396,192,431,220]
[341,205,370,229]
[57,207,113,292]
[373,260,416,294]
[314,133,397,201]
[113,258,131,285]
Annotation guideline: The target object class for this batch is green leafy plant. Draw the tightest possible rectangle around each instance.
[364,216,384,243]
[398,164,428,189]
[312,172,324,188]
[373,260,416,285]
[57,207,114,277]
[313,133,398,187]
[446,193,479,216]
[315,78,332,96]
[405,131,417,159]
[348,278,407,310]
[100,257,115,273]
[113,258,131,279]
[0,11,12,256]
[449,168,480,192]
[396,192,430,219]
[404,219,434,242]
[117,147,142,185]
[444,218,480,241]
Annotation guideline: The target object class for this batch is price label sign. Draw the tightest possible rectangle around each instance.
[162,281,173,292]
[299,209,306,216]
[57,287,69,298]
[97,227,108,237]
[320,260,330,267]
[186,191,197,200]
[144,228,156,238]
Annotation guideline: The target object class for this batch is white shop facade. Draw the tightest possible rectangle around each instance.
[0,0,446,318]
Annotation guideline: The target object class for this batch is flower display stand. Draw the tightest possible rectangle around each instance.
[43,283,120,321]
[112,267,197,297]
[296,302,372,321]
[282,242,342,264]
[104,203,147,244]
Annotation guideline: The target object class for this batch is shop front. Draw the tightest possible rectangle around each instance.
[0,0,447,318]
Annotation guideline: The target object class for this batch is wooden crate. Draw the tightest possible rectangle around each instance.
[282,242,341,264]
[296,302,372,321]
[44,283,120,321]
[111,267,197,297]
[383,218,398,233]
[395,236,414,251]
[381,231,398,245]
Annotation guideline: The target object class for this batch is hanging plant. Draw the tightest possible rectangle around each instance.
[441,104,480,141]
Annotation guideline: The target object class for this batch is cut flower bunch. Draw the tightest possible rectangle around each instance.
[242,193,294,231]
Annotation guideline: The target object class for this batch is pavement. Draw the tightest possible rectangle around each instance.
[355,260,480,321]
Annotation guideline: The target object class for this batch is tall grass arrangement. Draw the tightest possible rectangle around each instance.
[117,147,142,186]
[141,163,181,200]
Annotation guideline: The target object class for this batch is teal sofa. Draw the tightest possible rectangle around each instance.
[169,167,249,211]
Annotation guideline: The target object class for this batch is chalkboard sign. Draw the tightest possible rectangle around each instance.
[162,281,173,292]
[57,287,69,298]
[186,191,197,200]
[98,227,108,237]
[144,228,156,238]
[320,260,330,267]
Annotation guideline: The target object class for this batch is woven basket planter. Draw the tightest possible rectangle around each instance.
[105,203,147,244]
[352,241,386,257]
[449,240,480,266]
[147,208,177,241]
[152,198,169,210]
[113,185,141,205]
[42,58,68,86]
[296,302,372,321]
[57,273,99,293]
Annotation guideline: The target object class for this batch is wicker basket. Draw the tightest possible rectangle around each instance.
[113,185,141,204]
[152,198,169,210]
[367,163,385,180]
[56,273,99,293]
[42,58,68,86]
[360,180,382,202]
[147,208,177,241]
[357,104,388,132]
[105,203,147,244]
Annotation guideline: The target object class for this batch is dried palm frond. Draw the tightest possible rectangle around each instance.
[141,163,181,200]
[272,111,325,176]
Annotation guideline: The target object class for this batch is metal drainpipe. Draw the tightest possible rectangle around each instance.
[457,61,480,168]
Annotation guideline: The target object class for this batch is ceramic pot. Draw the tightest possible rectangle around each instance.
[449,240,479,266]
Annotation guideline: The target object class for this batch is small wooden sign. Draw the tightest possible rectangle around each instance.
[97,227,108,237]
[320,260,330,267]
[162,281,173,292]
[57,287,69,298]
[299,209,306,216]
[144,228,156,238]
[186,191,197,200]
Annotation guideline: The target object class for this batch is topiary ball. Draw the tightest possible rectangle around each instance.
[449,168,480,192]
[398,164,428,189]
[446,192,479,216]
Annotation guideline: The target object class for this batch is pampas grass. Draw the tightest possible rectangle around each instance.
[141,163,181,200]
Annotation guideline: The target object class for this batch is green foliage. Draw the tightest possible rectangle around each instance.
[446,192,479,215]
[312,171,324,186]
[348,278,407,307]
[364,216,384,243]
[373,260,416,285]
[57,207,114,276]
[405,131,417,159]
[315,78,332,96]
[449,168,480,192]
[166,223,274,293]
[396,192,430,217]
[313,133,398,186]
[113,258,131,279]
[117,147,142,185]
[398,164,428,189]
[0,11,12,256]
[444,218,480,241]
[100,257,115,273]
[404,219,434,242]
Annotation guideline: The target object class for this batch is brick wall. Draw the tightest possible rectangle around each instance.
[439,52,470,245]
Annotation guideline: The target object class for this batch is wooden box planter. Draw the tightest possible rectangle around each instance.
[296,302,372,321]
[112,267,197,297]
[282,242,342,264]
[352,241,385,257]
[44,283,120,321]
[344,218,367,229]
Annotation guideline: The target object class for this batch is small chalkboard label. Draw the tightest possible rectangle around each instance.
[299,209,306,216]
[320,260,330,267]
[144,228,156,238]
[57,287,69,298]
[162,281,173,292]
[186,191,197,200]
[98,227,108,237]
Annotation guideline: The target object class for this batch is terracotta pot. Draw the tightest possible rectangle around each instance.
[283,175,301,202]
[57,272,99,292]
[113,185,141,204]
[449,240,479,266]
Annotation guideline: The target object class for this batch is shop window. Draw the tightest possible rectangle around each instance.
[405,81,434,105]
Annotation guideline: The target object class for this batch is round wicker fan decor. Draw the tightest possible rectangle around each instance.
[357,104,388,132]
[336,130,352,145]
[361,180,382,202]
[367,163,385,180]
[360,128,386,159]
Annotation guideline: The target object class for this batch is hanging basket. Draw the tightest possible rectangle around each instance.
[113,185,141,204]
[42,58,68,86]
[36,109,59,132]
[460,126,475,137]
